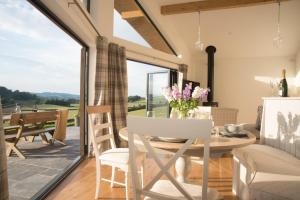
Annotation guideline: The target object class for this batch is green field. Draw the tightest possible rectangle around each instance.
[3,94,169,127]
[128,106,169,118]
[128,95,169,118]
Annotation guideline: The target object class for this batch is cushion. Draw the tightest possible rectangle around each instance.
[99,148,144,166]
[99,148,130,165]
[233,144,300,176]
[144,180,219,200]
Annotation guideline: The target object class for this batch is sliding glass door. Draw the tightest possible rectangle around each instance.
[0,1,88,199]
[127,60,177,118]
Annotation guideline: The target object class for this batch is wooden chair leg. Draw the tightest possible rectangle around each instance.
[50,139,66,146]
[95,163,101,199]
[29,136,35,143]
[125,172,129,200]
[110,167,116,188]
[7,144,25,159]
[6,145,13,157]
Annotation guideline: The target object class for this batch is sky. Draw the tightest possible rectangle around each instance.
[0,0,168,97]
[127,60,169,97]
[0,0,81,94]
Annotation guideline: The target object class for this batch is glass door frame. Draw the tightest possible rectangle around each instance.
[26,1,89,199]
[127,58,178,117]
[146,71,170,117]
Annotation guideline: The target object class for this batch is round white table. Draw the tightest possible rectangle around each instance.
[119,127,256,182]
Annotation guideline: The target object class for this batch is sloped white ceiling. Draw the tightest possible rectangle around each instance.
[156,0,300,58]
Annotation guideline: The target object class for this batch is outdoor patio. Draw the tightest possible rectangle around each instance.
[7,127,80,200]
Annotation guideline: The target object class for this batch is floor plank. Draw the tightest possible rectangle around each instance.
[46,156,237,200]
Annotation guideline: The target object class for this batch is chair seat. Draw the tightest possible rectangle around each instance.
[99,148,130,164]
[99,148,144,165]
[144,180,219,200]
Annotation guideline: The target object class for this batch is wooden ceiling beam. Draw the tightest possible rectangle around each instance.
[121,10,144,19]
[161,0,290,15]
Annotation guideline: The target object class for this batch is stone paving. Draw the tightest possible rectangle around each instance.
[7,127,80,200]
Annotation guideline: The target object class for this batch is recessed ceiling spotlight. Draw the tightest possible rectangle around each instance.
[177,54,183,58]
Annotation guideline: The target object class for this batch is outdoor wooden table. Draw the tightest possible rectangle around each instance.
[2,115,11,123]
[119,127,256,182]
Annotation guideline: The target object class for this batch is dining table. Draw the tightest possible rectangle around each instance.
[119,127,256,182]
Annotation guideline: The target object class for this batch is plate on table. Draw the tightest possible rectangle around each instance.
[151,137,188,143]
[220,130,249,138]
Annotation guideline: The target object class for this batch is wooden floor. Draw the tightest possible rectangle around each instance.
[46,156,237,200]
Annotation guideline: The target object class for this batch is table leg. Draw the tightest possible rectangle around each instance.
[175,156,191,182]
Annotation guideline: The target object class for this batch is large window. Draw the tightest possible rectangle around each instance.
[0,1,85,199]
[114,0,176,55]
[128,60,176,118]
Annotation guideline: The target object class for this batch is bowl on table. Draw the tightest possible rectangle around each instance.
[224,124,244,133]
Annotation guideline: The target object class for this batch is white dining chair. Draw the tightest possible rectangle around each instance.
[127,116,220,200]
[87,105,144,200]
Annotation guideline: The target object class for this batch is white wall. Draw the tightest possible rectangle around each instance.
[206,56,296,123]
[296,50,300,94]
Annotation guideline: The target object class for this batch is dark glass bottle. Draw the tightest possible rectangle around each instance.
[279,69,288,97]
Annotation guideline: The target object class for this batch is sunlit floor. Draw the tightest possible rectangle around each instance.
[7,127,80,200]
[46,155,237,200]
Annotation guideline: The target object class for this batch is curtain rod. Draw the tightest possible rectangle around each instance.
[68,0,181,66]
[68,0,102,37]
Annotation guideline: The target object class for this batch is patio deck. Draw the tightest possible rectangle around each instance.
[7,127,80,200]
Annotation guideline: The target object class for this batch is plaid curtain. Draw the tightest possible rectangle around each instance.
[93,36,128,150]
[91,36,110,153]
[0,98,9,200]
[108,43,128,147]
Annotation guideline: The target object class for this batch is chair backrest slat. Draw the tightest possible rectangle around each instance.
[94,122,112,130]
[95,133,113,144]
[86,105,111,114]
[211,107,238,126]
[128,117,211,139]
[87,105,116,157]
[10,113,21,126]
[128,116,212,200]
[22,111,57,124]
[10,111,57,125]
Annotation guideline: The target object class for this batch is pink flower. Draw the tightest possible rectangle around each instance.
[182,83,192,100]
[199,88,210,101]
[171,84,181,100]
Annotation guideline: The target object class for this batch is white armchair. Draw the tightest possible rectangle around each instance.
[233,98,300,200]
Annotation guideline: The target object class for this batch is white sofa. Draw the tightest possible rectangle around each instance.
[232,97,300,200]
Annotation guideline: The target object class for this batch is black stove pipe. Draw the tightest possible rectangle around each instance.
[206,45,217,103]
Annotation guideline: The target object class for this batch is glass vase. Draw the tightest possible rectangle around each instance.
[178,110,189,119]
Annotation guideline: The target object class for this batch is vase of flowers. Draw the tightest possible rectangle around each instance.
[162,83,209,119]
